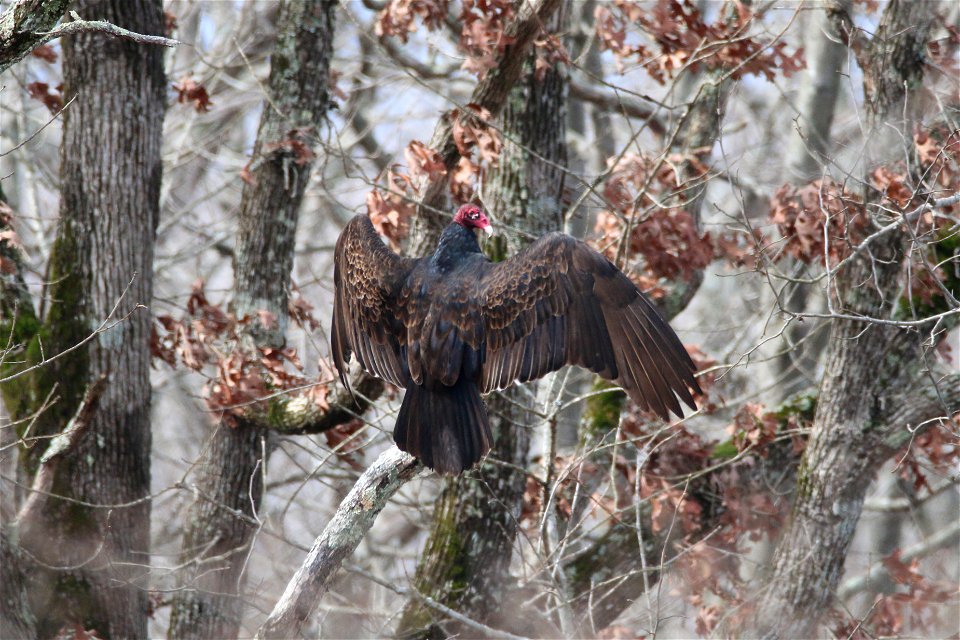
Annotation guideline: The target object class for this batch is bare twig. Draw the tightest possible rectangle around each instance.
[257,447,422,639]
[0,275,142,384]
[0,95,75,157]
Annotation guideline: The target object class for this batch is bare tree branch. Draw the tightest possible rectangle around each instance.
[838,520,960,600]
[568,77,666,136]
[408,0,563,255]
[0,5,178,74]
[257,447,421,639]
[14,373,108,532]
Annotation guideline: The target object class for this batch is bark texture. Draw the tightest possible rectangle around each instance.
[0,0,70,73]
[0,528,36,639]
[395,8,568,637]
[748,3,937,637]
[0,2,166,637]
[406,0,563,257]
[167,2,337,638]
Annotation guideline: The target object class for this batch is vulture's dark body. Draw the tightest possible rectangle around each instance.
[331,214,700,474]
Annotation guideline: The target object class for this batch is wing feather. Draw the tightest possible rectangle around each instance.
[331,215,417,390]
[476,233,699,420]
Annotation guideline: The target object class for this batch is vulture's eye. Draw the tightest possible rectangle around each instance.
[469,212,479,219]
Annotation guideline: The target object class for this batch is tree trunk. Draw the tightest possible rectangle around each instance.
[167,2,336,638]
[1,2,167,637]
[559,3,743,629]
[405,0,563,257]
[395,7,568,637]
[785,0,849,184]
[748,3,936,637]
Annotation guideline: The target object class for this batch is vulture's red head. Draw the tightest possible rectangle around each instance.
[454,204,493,236]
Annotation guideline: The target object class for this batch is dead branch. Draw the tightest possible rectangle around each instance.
[257,446,421,639]
[14,373,108,531]
[0,4,178,74]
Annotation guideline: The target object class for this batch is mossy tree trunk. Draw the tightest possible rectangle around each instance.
[166,2,336,638]
[395,6,569,637]
[746,3,938,637]
[0,2,167,637]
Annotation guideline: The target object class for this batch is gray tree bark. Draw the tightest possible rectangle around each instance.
[406,0,563,257]
[395,6,569,637]
[0,2,166,637]
[785,0,849,184]
[747,2,938,637]
[258,448,421,639]
[167,2,337,638]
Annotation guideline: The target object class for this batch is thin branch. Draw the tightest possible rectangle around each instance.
[568,77,666,136]
[0,275,143,384]
[863,478,959,512]
[837,520,960,600]
[0,5,178,74]
[257,447,422,639]
[38,10,179,48]
[0,95,75,157]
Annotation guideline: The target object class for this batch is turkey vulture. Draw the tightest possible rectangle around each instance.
[331,204,700,474]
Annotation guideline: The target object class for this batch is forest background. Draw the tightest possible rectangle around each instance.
[1,0,958,638]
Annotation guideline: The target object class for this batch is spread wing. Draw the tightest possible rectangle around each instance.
[477,233,700,420]
[331,215,417,390]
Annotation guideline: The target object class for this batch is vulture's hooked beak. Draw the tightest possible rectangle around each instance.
[482,224,494,237]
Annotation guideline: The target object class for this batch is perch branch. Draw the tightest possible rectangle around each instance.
[257,446,421,639]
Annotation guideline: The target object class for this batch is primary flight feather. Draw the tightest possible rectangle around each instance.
[331,204,701,475]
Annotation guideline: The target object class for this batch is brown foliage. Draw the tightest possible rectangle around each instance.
[151,280,332,428]
[26,81,63,114]
[376,0,450,43]
[30,44,58,63]
[172,74,213,112]
[264,127,317,166]
[366,169,416,249]
[769,178,869,265]
[591,152,713,290]
[595,0,805,81]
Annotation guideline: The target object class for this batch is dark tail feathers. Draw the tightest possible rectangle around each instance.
[394,379,492,475]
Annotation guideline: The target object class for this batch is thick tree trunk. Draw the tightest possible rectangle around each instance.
[395,8,568,637]
[748,3,936,637]
[785,0,849,184]
[406,0,563,257]
[0,527,36,639]
[167,2,336,638]
[1,2,167,637]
